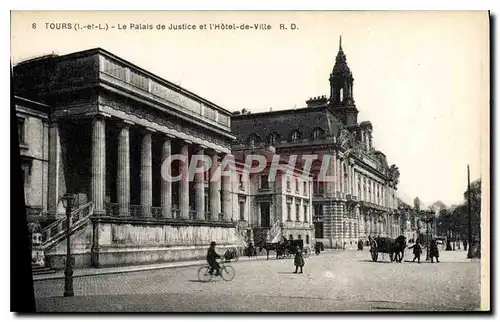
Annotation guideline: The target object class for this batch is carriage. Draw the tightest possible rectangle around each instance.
[369,236,407,262]
[280,239,311,259]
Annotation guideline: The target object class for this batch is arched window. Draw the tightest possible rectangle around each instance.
[339,87,344,102]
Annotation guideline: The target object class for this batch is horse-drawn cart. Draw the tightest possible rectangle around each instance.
[369,236,407,262]
[281,240,311,259]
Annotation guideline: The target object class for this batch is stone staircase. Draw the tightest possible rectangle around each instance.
[31,202,94,274]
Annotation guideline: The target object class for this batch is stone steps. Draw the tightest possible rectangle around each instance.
[32,265,56,275]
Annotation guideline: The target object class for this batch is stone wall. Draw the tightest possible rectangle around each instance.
[44,217,241,269]
[90,217,239,268]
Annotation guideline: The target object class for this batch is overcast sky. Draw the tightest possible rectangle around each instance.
[11,11,489,207]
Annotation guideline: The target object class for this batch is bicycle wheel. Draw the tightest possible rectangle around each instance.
[220,265,235,281]
[197,266,213,282]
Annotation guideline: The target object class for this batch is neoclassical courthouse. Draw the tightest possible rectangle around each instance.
[16,41,401,269]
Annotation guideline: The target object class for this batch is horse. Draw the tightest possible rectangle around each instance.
[389,235,407,263]
[257,242,279,260]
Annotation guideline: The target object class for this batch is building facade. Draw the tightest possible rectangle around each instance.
[231,39,402,248]
[14,48,242,268]
[231,147,314,248]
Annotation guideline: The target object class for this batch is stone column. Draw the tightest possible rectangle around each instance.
[340,158,345,196]
[210,152,221,220]
[140,129,153,217]
[221,153,232,221]
[332,152,338,197]
[91,116,106,215]
[365,213,370,236]
[48,121,61,216]
[117,122,131,216]
[195,146,205,220]
[161,137,172,218]
[179,143,190,219]
[351,165,355,196]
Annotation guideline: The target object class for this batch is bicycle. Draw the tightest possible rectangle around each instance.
[197,260,235,282]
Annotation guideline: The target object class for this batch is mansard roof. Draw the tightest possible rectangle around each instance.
[231,106,344,144]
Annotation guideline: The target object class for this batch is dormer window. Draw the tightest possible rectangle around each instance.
[291,130,300,143]
[248,134,260,147]
[312,128,323,140]
[269,132,279,146]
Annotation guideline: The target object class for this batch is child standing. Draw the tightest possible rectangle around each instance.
[294,246,305,274]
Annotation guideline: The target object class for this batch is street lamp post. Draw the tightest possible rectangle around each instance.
[424,211,435,261]
[62,193,76,297]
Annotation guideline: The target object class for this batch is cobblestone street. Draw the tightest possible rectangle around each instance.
[34,248,481,312]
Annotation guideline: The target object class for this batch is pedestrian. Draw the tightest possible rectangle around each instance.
[294,246,305,274]
[463,240,468,251]
[357,239,364,251]
[429,239,440,263]
[408,239,423,263]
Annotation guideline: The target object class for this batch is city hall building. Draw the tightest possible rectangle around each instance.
[231,39,402,248]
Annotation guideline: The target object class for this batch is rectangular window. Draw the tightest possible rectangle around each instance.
[17,117,25,144]
[318,181,324,195]
[286,176,291,191]
[239,201,245,221]
[260,174,269,190]
[306,235,310,244]
[298,234,302,241]
[314,222,324,239]
[287,202,292,221]
[295,178,300,193]
[295,203,300,222]
[304,204,308,222]
[303,181,307,195]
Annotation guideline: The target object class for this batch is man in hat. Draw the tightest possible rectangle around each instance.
[206,241,221,276]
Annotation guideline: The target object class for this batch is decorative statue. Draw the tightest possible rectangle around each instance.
[388,164,400,187]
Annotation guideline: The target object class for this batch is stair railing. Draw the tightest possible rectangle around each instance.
[41,201,94,245]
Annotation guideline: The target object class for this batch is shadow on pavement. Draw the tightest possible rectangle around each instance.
[277,272,298,274]
[358,260,393,264]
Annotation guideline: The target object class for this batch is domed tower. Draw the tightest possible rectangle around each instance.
[329,36,359,127]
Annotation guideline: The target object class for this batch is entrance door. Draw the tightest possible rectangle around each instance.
[260,202,271,227]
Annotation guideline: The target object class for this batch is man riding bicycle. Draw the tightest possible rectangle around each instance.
[207,241,221,276]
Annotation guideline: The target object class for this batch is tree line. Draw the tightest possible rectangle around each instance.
[401,179,481,242]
